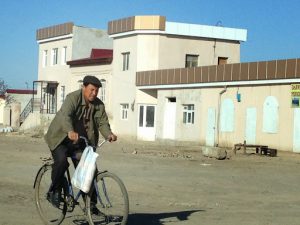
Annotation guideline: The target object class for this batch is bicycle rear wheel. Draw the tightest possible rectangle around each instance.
[34,164,67,225]
[86,171,129,225]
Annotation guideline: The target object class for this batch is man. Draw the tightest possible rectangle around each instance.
[44,75,117,209]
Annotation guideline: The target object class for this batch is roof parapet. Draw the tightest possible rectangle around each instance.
[108,15,166,35]
[36,22,74,41]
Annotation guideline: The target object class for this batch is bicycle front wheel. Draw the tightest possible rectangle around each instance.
[86,171,129,225]
[34,164,67,225]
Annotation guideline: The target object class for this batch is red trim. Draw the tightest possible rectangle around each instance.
[6,89,37,94]
[67,49,113,66]
[90,49,113,59]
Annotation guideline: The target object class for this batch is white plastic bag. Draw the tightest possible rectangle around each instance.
[71,146,99,193]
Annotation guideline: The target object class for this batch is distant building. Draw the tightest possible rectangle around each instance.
[1,89,37,127]
[35,22,112,113]
[26,15,300,153]
[0,95,5,124]
[107,15,246,140]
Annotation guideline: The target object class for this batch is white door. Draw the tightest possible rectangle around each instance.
[245,107,257,144]
[137,104,156,141]
[293,108,300,153]
[206,107,216,146]
[163,102,176,139]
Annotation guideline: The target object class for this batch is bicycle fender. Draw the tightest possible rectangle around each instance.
[33,165,48,189]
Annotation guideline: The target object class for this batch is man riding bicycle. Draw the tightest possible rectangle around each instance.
[44,75,117,213]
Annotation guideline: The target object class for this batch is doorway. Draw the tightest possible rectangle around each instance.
[163,97,176,140]
[137,104,156,141]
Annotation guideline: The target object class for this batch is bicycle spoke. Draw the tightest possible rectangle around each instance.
[86,172,129,225]
[34,165,67,225]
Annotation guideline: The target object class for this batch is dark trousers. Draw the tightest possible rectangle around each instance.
[51,139,97,203]
[51,140,81,190]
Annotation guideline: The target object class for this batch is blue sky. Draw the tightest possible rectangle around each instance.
[0,0,299,89]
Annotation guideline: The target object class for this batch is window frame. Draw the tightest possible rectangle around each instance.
[99,79,106,102]
[183,104,195,124]
[51,48,58,66]
[185,54,198,68]
[122,52,130,71]
[120,103,129,120]
[42,50,48,67]
[61,46,67,65]
[218,57,228,65]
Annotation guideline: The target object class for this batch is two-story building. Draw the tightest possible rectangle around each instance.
[35,22,112,113]
[107,15,246,141]
[30,15,300,152]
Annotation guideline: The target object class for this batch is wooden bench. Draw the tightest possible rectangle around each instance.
[233,141,276,157]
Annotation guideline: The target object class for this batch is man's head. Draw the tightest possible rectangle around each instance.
[82,75,102,102]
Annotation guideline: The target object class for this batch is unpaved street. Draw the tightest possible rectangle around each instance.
[1,134,300,225]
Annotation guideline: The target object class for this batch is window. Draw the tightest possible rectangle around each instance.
[183,104,195,124]
[185,54,198,68]
[99,79,106,102]
[263,96,279,133]
[60,86,65,103]
[121,104,129,120]
[218,57,228,65]
[122,52,130,71]
[61,46,67,65]
[42,50,48,67]
[51,48,58,65]
[220,98,234,132]
[139,105,155,127]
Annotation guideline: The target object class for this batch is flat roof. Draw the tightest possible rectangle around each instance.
[108,15,247,42]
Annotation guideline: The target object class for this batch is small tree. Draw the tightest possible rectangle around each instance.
[0,79,14,105]
[0,79,8,96]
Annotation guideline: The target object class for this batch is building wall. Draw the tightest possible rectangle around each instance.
[0,98,5,124]
[111,35,139,137]
[156,84,297,152]
[38,37,73,110]
[8,93,34,112]
[111,30,241,139]
[158,36,240,69]
[69,64,113,122]
[37,25,113,111]
[72,26,113,60]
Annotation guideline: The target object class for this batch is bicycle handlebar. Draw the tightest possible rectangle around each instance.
[79,136,107,149]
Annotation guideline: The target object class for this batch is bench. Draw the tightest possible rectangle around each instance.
[233,141,277,157]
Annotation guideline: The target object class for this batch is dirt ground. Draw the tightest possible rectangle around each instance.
[1,133,300,225]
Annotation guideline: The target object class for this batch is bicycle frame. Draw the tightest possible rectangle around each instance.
[34,137,129,225]
[62,137,110,210]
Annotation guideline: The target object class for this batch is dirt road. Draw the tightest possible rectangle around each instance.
[0,133,300,225]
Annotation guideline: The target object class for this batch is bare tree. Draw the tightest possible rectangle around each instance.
[0,79,14,105]
[0,79,8,95]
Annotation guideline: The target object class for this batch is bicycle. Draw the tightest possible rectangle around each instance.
[33,136,129,225]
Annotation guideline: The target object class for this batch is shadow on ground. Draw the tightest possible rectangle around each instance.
[128,210,204,225]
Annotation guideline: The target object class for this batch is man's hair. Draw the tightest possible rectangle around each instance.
[83,75,102,88]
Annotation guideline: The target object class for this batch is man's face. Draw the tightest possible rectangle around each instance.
[83,84,99,102]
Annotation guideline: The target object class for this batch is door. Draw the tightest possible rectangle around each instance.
[163,100,176,140]
[206,107,216,146]
[293,108,300,153]
[245,107,257,144]
[137,104,156,141]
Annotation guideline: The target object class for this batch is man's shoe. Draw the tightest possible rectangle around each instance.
[90,203,102,216]
[47,190,62,208]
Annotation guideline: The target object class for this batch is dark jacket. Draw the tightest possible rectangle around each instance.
[44,89,112,150]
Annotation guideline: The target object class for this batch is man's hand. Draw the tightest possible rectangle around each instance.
[68,131,79,143]
[107,133,117,142]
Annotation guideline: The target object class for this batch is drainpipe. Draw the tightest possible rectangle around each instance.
[216,86,227,147]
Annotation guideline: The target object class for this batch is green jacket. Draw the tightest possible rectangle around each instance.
[44,89,112,150]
